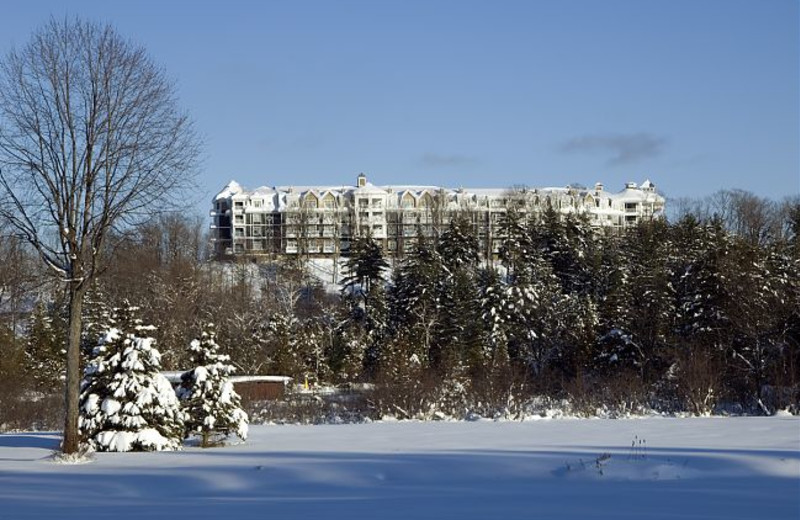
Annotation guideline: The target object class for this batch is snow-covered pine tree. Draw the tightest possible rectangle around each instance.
[79,302,184,452]
[502,251,566,376]
[389,232,445,366]
[497,207,533,283]
[535,210,597,297]
[341,234,390,374]
[669,215,731,413]
[265,310,303,376]
[179,323,248,447]
[438,216,480,272]
[596,219,674,383]
[478,267,510,367]
[341,234,389,312]
[81,287,113,360]
[434,216,483,373]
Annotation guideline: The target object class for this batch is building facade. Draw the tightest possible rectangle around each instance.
[210,174,665,259]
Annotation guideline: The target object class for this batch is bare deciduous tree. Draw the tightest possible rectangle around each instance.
[0,18,200,453]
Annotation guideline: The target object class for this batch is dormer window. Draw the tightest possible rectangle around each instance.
[357,173,367,188]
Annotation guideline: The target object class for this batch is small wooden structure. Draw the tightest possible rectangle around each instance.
[162,372,292,402]
[229,375,292,401]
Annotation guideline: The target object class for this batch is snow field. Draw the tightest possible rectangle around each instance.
[1,416,798,519]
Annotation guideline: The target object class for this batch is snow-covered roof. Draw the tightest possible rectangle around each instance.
[230,375,293,384]
[214,178,664,208]
[353,182,389,195]
[214,180,243,200]
[609,188,649,202]
[161,372,292,384]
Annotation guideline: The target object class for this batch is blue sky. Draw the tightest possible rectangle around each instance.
[1,0,797,214]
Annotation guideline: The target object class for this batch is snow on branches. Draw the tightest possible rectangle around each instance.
[179,323,248,447]
[79,303,184,452]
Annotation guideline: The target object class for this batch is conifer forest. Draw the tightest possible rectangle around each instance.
[2,191,798,429]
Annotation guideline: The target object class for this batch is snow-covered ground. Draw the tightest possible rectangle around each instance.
[1,417,798,519]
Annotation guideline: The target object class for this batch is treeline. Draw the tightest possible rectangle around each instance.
[1,191,798,427]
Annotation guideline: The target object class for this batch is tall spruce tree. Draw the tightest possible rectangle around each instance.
[390,232,445,367]
[596,219,674,383]
[341,234,389,374]
[669,216,730,413]
[342,234,389,330]
[435,217,482,373]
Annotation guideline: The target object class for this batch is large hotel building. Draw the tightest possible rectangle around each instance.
[210,174,665,259]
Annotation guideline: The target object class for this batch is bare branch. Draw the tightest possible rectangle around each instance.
[0,17,201,453]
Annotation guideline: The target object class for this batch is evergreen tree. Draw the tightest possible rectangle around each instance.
[725,240,794,413]
[81,287,113,360]
[298,316,332,384]
[390,233,445,367]
[25,300,67,390]
[596,219,674,383]
[79,303,184,452]
[478,267,510,366]
[497,207,533,282]
[535,210,597,296]
[438,216,480,272]
[433,216,483,373]
[265,311,303,376]
[669,216,730,413]
[501,247,566,377]
[179,323,248,447]
[335,323,368,383]
[341,234,389,314]
[391,234,443,329]
[341,234,389,369]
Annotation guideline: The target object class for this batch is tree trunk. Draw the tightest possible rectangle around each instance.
[62,282,86,454]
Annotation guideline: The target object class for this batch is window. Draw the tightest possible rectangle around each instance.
[234,201,244,208]
[253,200,262,208]
[625,203,638,212]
